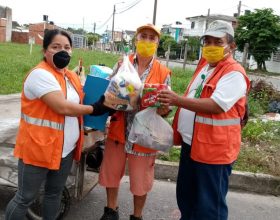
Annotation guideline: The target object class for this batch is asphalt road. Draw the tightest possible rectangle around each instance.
[0,176,280,220]
[159,59,280,91]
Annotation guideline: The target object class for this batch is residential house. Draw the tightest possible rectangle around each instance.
[184,14,237,37]
[161,21,186,43]
[161,21,186,42]
[103,29,123,43]
[97,29,135,52]
[0,5,12,42]
[122,30,135,44]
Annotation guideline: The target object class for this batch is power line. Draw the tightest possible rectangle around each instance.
[92,0,142,32]
[95,13,113,30]
[56,0,143,33]
[117,0,141,11]
[210,5,237,15]
[116,0,143,14]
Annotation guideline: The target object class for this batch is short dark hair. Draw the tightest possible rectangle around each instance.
[226,33,234,44]
[43,29,72,50]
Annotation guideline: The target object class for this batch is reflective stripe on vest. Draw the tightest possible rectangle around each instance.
[195,115,240,126]
[21,113,64,130]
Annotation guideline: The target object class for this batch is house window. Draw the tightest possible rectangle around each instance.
[191,21,195,29]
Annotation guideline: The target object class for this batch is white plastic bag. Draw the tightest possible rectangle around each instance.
[128,108,173,152]
[104,55,142,111]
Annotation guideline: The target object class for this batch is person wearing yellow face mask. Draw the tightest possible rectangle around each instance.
[158,20,250,220]
[135,37,158,58]
[98,24,172,220]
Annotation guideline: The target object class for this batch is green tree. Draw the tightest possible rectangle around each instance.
[86,33,101,47]
[66,27,86,35]
[157,34,177,58]
[185,36,200,61]
[235,8,280,71]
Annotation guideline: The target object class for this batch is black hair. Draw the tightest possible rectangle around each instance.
[226,33,234,44]
[43,29,72,50]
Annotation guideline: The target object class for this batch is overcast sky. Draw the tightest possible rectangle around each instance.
[1,0,279,34]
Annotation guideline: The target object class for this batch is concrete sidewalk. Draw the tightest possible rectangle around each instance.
[0,93,20,144]
[0,93,279,196]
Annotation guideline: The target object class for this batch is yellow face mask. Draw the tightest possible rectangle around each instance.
[202,46,227,64]
[136,40,157,58]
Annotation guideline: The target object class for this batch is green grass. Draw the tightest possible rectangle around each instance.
[159,120,280,176]
[158,147,181,162]
[0,42,193,94]
[0,42,120,94]
[170,67,193,95]
[242,120,280,143]
[0,43,42,94]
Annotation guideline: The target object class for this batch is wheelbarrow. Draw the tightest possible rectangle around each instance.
[0,129,105,220]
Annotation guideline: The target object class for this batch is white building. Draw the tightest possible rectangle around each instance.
[184,14,237,37]
[161,22,186,42]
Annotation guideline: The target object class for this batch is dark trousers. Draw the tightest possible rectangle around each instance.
[5,151,73,220]
[176,142,232,220]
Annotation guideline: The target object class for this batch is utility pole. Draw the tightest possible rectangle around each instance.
[205,8,210,30]
[166,44,170,67]
[43,15,48,33]
[82,17,85,33]
[82,17,85,48]
[183,40,188,70]
[111,2,124,52]
[242,43,249,68]
[112,4,116,45]
[93,22,96,34]
[153,0,157,25]
[237,1,242,17]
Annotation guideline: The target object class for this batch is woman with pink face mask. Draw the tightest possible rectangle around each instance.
[98,24,172,220]
[5,29,113,220]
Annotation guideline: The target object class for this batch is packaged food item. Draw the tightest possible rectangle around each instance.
[90,65,113,79]
[104,56,142,111]
[83,75,110,131]
[141,83,168,107]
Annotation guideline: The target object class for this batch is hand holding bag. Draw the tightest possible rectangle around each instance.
[104,55,142,111]
[128,107,173,152]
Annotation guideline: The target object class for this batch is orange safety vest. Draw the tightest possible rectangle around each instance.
[173,56,250,164]
[14,61,84,170]
[107,54,171,153]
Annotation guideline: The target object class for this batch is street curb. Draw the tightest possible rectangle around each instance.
[0,93,21,101]
[154,159,280,196]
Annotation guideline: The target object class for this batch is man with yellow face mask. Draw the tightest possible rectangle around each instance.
[158,20,250,220]
[98,23,171,220]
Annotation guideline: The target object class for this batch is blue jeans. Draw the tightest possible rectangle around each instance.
[5,151,73,220]
[176,142,232,220]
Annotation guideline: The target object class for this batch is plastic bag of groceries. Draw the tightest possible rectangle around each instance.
[128,108,173,152]
[104,55,142,111]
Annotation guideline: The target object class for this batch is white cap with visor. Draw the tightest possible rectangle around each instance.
[202,20,234,38]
